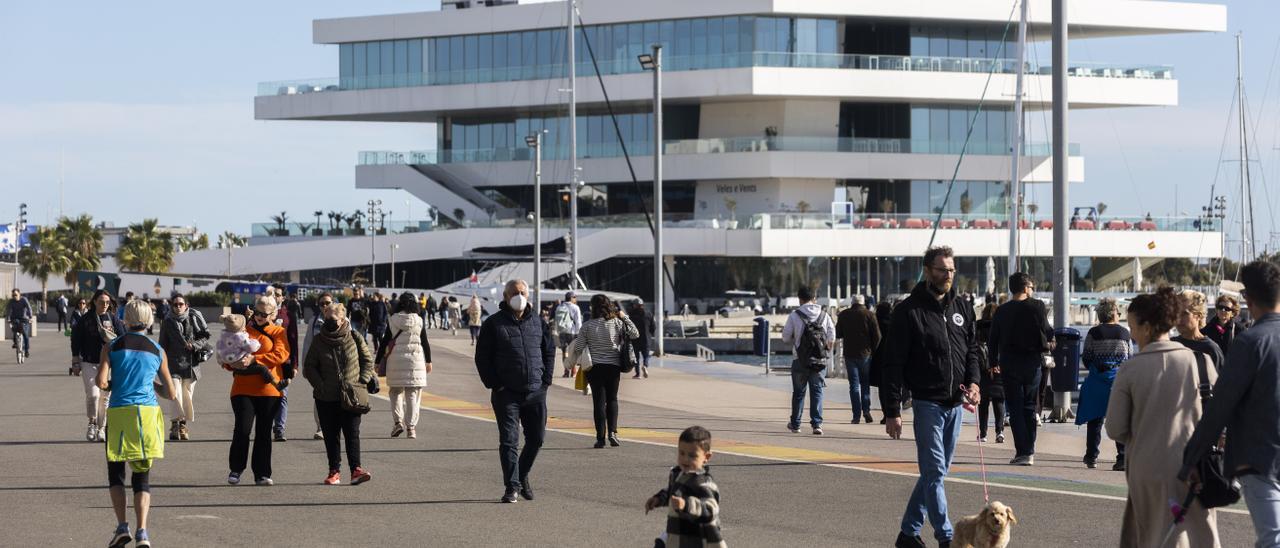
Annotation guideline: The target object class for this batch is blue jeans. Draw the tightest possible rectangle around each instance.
[846,355,872,419]
[1240,473,1280,548]
[788,368,825,429]
[1003,366,1041,457]
[11,322,30,355]
[901,400,963,542]
[273,386,288,435]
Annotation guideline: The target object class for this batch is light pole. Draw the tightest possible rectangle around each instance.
[367,199,383,287]
[639,45,664,356]
[390,243,399,290]
[527,131,545,312]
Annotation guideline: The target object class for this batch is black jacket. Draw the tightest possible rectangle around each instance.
[988,297,1052,378]
[475,302,555,393]
[71,310,126,364]
[1204,314,1246,357]
[883,282,981,418]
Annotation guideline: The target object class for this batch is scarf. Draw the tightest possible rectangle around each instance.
[320,316,351,345]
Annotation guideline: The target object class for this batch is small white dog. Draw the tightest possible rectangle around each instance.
[951,500,1017,548]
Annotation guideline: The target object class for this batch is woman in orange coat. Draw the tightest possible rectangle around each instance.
[224,295,291,486]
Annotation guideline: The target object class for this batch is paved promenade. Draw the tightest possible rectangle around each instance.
[3,323,1257,546]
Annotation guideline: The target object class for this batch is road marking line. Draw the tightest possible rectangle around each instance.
[371,389,1248,515]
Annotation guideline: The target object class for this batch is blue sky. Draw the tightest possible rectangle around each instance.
[1,1,1277,250]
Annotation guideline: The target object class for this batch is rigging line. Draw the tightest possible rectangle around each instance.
[1208,86,1240,279]
[921,0,1020,262]
[1242,88,1278,237]
[1069,36,1144,214]
[577,12,677,292]
[1241,89,1267,251]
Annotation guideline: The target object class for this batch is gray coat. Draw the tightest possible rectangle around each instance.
[158,312,210,380]
[1183,312,1280,483]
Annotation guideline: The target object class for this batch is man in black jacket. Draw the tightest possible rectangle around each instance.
[475,279,556,504]
[988,272,1053,466]
[883,246,981,548]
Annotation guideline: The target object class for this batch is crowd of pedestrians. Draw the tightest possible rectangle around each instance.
[32,247,1280,547]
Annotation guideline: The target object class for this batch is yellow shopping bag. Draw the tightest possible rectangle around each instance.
[574,368,587,392]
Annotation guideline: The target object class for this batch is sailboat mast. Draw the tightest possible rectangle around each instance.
[1237,32,1254,262]
[568,0,580,289]
[1007,0,1028,277]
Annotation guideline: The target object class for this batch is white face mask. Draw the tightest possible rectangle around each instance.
[508,294,528,311]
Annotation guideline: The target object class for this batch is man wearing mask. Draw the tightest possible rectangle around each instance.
[883,246,981,548]
[475,279,555,504]
[987,272,1053,466]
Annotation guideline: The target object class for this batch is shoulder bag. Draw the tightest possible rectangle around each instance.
[338,332,371,415]
[1191,351,1241,508]
[617,318,637,374]
[375,329,403,377]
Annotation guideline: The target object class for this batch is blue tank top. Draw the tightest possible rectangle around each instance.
[107,332,162,408]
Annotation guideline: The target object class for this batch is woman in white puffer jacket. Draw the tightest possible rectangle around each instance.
[378,293,433,439]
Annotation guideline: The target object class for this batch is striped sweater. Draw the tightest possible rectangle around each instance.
[570,316,639,366]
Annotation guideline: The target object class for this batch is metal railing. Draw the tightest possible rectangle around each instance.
[259,52,1173,95]
[358,137,1080,166]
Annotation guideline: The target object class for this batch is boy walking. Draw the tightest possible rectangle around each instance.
[645,426,725,548]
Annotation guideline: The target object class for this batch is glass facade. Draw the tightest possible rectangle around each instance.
[338,16,839,88]
[910,106,1012,155]
[909,24,1013,59]
[842,180,1010,217]
[444,106,704,160]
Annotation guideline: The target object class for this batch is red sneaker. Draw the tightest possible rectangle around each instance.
[350,467,372,485]
[324,470,341,485]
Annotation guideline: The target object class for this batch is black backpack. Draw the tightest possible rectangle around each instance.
[795,311,830,371]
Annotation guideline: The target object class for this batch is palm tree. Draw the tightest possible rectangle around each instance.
[18,226,72,304]
[117,219,175,273]
[270,211,289,236]
[295,222,314,236]
[216,231,247,249]
[54,214,103,285]
[313,210,324,228]
[178,233,210,252]
[327,210,342,230]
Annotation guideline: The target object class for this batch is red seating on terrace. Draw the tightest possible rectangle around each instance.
[1106,220,1131,230]
[862,218,886,228]
[1071,220,1095,230]
[971,219,995,229]
[903,218,926,229]
[1137,221,1157,231]
[1036,220,1054,229]
[938,219,964,229]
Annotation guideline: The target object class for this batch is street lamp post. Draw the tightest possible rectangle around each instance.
[527,131,545,312]
[367,199,383,287]
[390,243,399,290]
[639,45,663,356]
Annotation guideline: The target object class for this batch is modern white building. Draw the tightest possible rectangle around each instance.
[179,0,1228,308]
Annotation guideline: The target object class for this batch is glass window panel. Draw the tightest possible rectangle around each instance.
[479,122,492,150]
[634,112,650,155]
[675,19,691,58]
[776,17,791,53]
[516,118,530,147]
[724,17,739,55]
[929,26,946,57]
[394,40,408,75]
[910,107,929,152]
[588,115,603,156]
[492,34,507,77]
[618,114,632,152]
[576,116,587,160]
[691,18,707,64]
[538,30,553,78]
[340,43,354,83]
[796,18,817,54]
[434,39,448,79]
[949,108,967,153]
[644,21,659,53]
[478,34,492,76]
[522,31,537,78]
[464,34,479,84]
[613,24,628,64]
[354,42,366,81]
[740,16,754,53]
[366,41,380,79]
[597,25,610,64]
[970,109,987,151]
[466,125,479,155]
[506,32,521,79]
[660,20,675,53]
[629,23,643,64]
[969,27,986,58]
[818,19,837,54]
[910,27,929,57]
[409,39,422,77]
[380,40,393,84]
[948,27,966,58]
[450,36,465,77]
[708,18,723,67]
[930,108,948,152]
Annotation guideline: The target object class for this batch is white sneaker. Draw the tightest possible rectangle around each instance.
[96,426,108,442]
[256,477,274,486]
[86,422,97,442]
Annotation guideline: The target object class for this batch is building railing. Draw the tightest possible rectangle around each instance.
[258,52,1173,95]
[251,220,437,238]
[358,137,1080,166]
[250,212,1217,238]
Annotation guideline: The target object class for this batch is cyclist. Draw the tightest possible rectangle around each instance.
[7,289,32,359]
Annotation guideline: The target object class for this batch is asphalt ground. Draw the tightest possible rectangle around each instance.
[1,322,1257,547]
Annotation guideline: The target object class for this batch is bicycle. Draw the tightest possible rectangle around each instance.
[12,321,27,365]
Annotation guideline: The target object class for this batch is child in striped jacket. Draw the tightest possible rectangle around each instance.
[644,426,726,548]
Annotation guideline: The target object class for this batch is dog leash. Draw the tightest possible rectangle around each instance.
[963,389,991,503]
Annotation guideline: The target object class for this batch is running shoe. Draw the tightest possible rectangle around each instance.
[324,470,341,485]
[350,467,371,485]
[134,528,150,548]
[108,524,131,548]
[255,477,274,486]
[390,423,405,438]
[812,427,824,436]
[227,472,241,485]
[406,427,416,439]
[86,421,98,442]
[996,433,1006,444]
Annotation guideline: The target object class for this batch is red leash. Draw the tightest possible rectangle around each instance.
[963,389,991,502]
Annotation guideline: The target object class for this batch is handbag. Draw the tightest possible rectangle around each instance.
[375,329,403,377]
[573,343,593,373]
[338,332,371,415]
[1191,351,1241,508]
[1042,354,1056,369]
[617,318,637,374]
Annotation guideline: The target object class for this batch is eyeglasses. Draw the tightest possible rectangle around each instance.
[174,302,187,308]
[926,265,957,274]
[319,301,333,307]
[253,311,269,318]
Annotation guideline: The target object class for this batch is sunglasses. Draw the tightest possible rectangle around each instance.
[253,311,269,318]
[174,302,187,307]
[319,301,333,306]
[1217,306,1238,312]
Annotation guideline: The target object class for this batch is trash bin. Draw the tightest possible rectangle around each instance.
[752,317,770,356]
[1048,327,1082,423]
[1051,327,1083,392]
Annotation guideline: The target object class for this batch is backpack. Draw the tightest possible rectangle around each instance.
[795,311,830,371]
[555,305,576,335]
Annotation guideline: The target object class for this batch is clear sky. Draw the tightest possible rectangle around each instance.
[1,1,1277,252]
